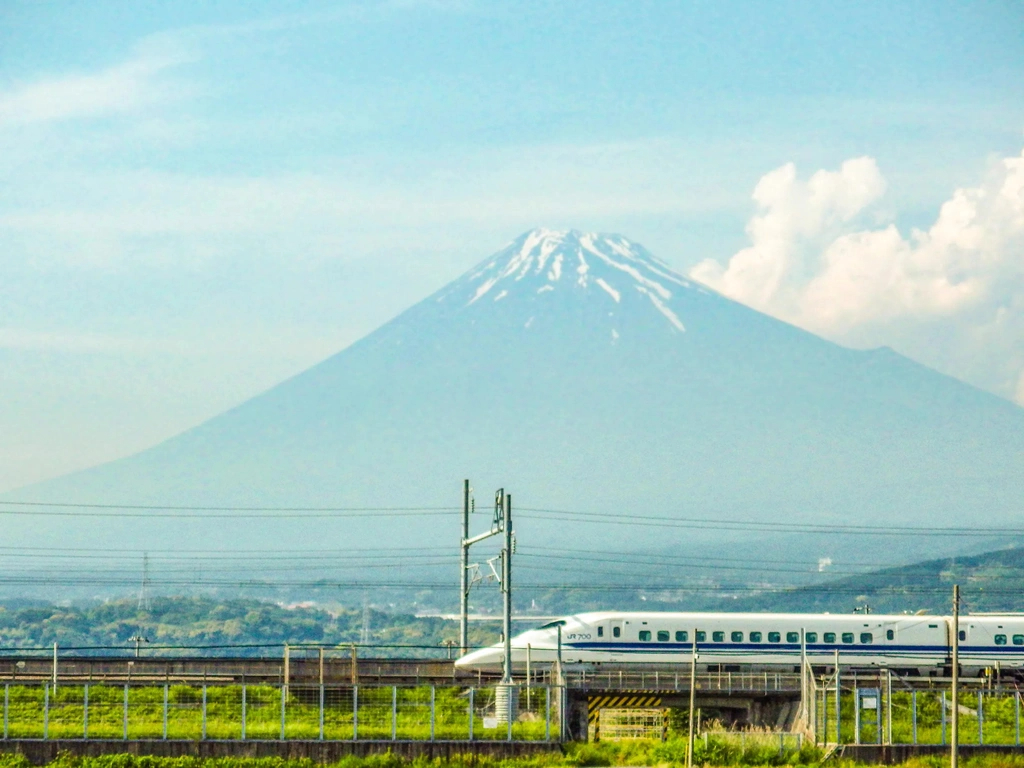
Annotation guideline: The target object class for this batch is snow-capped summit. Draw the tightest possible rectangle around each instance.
[436,228,706,338]
[9,228,1024,565]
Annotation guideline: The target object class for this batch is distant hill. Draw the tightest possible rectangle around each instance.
[0,596,487,657]
[6,228,1023,570]
[726,546,1024,615]
[7,547,1024,657]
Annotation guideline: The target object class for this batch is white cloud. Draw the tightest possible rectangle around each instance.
[0,46,194,127]
[692,149,1024,404]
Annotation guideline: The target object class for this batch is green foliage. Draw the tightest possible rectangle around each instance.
[0,597,496,657]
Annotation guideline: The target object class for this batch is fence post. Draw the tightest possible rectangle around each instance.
[545,686,551,742]
[430,685,435,741]
[978,691,983,745]
[835,661,841,745]
[1011,696,1019,749]
[43,684,49,740]
[318,684,324,741]
[352,686,358,741]
[123,684,128,740]
[854,688,860,745]
[391,686,397,740]
[911,690,917,744]
[507,686,513,743]
[819,685,825,746]
[3,683,7,740]
[280,683,286,740]
[876,684,882,745]
[242,684,247,740]
[941,692,947,745]
[163,684,169,740]
[468,687,474,742]
[202,685,207,740]
[885,670,892,745]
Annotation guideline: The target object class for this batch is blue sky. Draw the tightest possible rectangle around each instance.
[2,0,1023,491]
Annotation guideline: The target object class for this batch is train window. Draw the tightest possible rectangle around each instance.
[860,633,873,644]
[657,631,670,642]
[806,632,817,643]
[824,632,836,643]
[639,631,651,641]
[713,631,725,642]
[959,630,966,641]
[732,631,743,642]
[1015,635,1024,646]
[995,634,1007,645]
[842,633,854,644]
[613,627,621,638]
[787,632,799,643]
[768,632,781,643]
[676,631,688,642]
[696,631,706,642]
[750,631,762,642]
[886,629,894,640]
[597,627,604,637]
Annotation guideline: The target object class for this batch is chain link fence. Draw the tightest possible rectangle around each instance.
[0,682,561,741]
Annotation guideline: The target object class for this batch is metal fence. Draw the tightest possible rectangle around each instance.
[0,683,561,742]
[815,677,1024,746]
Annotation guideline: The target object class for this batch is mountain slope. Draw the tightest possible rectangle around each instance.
[7,229,1024,560]
[731,545,1024,615]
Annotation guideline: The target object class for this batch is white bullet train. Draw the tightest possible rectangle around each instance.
[455,612,1024,675]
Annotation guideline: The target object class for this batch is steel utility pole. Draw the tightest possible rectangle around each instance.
[686,629,698,768]
[460,482,503,659]
[501,491,513,684]
[460,479,470,655]
[952,584,960,768]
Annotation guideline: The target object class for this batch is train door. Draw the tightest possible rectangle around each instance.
[609,620,624,660]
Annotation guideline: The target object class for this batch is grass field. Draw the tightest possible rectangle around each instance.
[0,684,556,741]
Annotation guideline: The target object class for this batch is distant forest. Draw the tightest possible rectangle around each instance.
[0,597,497,658]
[3,545,1024,656]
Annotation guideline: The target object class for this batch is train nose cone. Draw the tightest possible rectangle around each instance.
[454,645,503,672]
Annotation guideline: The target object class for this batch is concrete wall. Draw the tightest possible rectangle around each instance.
[0,740,562,765]
[839,745,1024,764]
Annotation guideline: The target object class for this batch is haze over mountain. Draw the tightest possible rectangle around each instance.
[7,229,1023,563]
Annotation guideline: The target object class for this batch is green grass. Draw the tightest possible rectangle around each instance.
[0,685,557,742]
[0,739,822,768]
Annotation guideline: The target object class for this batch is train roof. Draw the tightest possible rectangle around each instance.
[561,611,955,622]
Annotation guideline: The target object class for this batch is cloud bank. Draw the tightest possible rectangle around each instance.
[692,148,1024,405]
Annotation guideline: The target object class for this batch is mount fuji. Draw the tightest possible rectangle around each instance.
[8,229,1024,560]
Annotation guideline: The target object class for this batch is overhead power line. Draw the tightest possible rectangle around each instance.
[517,507,1024,537]
[0,501,455,518]
[0,572,1010,596]
[0,499,1018,537]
